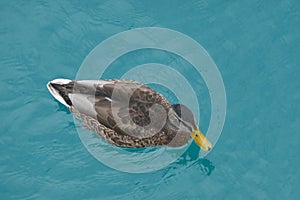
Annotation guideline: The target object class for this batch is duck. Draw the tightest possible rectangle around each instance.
[47,79,212,151]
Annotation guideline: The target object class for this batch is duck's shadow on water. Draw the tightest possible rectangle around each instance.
[125,143,215,176]
[163,142,215,177]
[56,102,70,113]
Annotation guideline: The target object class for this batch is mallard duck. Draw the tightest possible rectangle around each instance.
[47,79,212,151]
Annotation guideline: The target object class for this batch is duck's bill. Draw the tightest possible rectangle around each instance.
[191,129,212,152]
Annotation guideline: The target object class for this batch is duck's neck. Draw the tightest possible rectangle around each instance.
[165,129,191,147]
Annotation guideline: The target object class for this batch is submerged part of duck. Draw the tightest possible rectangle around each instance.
[47,79,212,151]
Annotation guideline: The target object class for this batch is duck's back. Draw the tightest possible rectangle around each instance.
[47,79,172,144]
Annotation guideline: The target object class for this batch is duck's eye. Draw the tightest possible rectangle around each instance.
[195,134,198,137]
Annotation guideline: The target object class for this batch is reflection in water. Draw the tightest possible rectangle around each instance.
[55,101,71,113]
[162,143,215,180]
[181,143,215,176]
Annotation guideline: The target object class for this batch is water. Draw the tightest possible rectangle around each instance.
[1,0,299,199]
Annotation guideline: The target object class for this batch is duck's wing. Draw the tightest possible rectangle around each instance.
[47,79,171,138]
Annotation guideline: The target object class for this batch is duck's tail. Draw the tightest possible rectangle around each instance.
[46,78,73,108]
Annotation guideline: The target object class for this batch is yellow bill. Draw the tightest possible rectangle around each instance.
[191,129,212,152]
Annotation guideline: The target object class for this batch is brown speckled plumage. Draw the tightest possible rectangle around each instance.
[48,79,194,148]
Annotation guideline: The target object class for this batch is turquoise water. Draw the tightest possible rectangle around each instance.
[1,0,299,199]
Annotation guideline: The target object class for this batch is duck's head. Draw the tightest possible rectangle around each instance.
[167,104,212,151]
